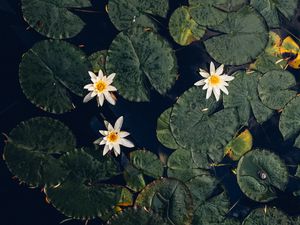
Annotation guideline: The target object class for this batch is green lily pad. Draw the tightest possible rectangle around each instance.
[294,165,300,196]
[250,0,298,28]
[124,164,146,192]
[237,149,289,202]
[243,207,292,225]
[204,6,269,65]
[107,0,169,31]
[45,149,127,220]
[279,96,300,148]
[167,148,209,181]
[170,87,239,159]
[106,207,168,225]
[169,6,205,46]
[156,108,180,150]
[22,0,91,39]
[129,150,164,178]
[135,178,193,225]
[223,71,273,124]
[4,117,76,187]
[258,70,297,110]
[106,27,177,102]
[19,40,90,114]
[88,50,108,73]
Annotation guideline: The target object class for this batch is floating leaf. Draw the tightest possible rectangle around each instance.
[224,129,253,161]
[243,207,292,225]
[293,165,300,196]
[4,117,76,187]
[130,150,164,178]
[107,0,169,31]
[279,96,300,148]
[170,87,239,159]
[19,40,90,114]
[135,178,193,225]
[124,164,146,192]
[237,149,289,202]
[258,70,297,110]
[106,207,168,225]
[106,27,177,102]
[45,149,126,220]
[169,6,205,46]
[250,0,298,28]
[204,6,268,65]
[156,108,180,150]
[88,51,108,73]
[22,0,92,39]
[223,71,273,124]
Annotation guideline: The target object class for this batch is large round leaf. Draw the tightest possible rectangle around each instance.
[4,117,76,187]
[237,149,289,202]
[204,6,269,65]
[22,0,91,39]
[106,27,177,102]
[135,178,193,225]
[258,70,297,110]
[279,96,300,148]
[45,149,126,220]
[107,0,169,31]
[169,6,205,46]
[223,71,273,125]
[106,208,168,225]
[19,40,91,114]
[242,207,292,225]
[250,0,298,28]
[170,87,239,159]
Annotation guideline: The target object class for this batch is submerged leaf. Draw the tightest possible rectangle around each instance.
[88,51,108,73]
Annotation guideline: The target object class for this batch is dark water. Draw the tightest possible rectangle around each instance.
[1,1,300,225]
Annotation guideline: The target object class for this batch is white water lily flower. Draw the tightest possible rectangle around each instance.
[83,69,117,106]
[95,116,134,157]
[194,62,234,101]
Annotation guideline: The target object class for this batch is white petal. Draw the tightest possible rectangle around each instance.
[216,64,224,75]
[104,92,116,105]
[202,83,209,90]
[103,145,110,156]
[88,71,97,82]
[220,85,229,95]
[113,144,121,156]
[206,87,213,99]
[83,92,94,103]
[213,87,221,101]
[83,84,93,89]
[199,71,210,78]
[119,131,130,137]
[108,143,114,150]
[91,91,97,98]
[107,73,116,83]
[221,75,234,82]
[119,138,134,148]
[100,139,107,145]
[93,138,102,145]
[99,130,108,136]
[97,94,104,106]
[210,62,216,75]
[194,79,206,86]
[114,116,124,131]
[104,121,114,131]
[98,69,104,79]
[107,85,117,92]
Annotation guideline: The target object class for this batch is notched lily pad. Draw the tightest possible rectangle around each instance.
[4,117,76,187]
[106,27,177,102]
[135,178,193,225]
[22,0,92,39]
[237,149,289,202]
[19,40,90,114]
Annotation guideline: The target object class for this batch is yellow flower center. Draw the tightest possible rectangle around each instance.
[107,132,119,143]
[95,80,107,93]
[209,74,221,86]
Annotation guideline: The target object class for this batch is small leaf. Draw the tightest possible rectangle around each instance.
[88,50,108,73]
[124,164,146,192]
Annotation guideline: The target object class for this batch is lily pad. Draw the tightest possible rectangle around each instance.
[106,27,177,102]
[88,50,108,73]
[19,40,90,114]
[258,70,297,110]
[156,108,180,150]
[135,178,193,225]
[107,0,169,31]
[204,6,269,65]
[170,86,239,157]
[237,149,289,202]
[243,207,292,225]
[106,207,168,225]
[250,0,298,28]
[169,6,205,46]
[4,117,76,187]
[223,71,273,124]
[279,96,300,148]
[22,0,92,39]
[124,164,146,192]
[129,150,164,178]
[45,149,127,220]
[293,165,300,196]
